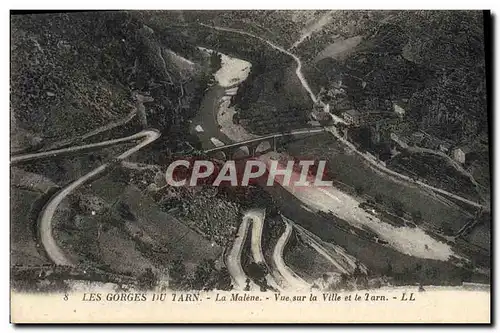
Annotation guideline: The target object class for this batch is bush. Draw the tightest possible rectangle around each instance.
[138,267,157,290]
[411,210,422,224]
[392,200,405,217]
[355,185,364,195]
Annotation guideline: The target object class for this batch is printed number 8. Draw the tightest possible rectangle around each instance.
[63,293,68,301]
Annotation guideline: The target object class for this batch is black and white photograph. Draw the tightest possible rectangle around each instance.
[9,9,492,323]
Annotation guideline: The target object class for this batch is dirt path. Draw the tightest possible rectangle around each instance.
[121,161,161,172]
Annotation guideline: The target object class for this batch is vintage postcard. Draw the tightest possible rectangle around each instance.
[10,10,491,323]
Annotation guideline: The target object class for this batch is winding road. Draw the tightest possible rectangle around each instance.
[226,216,259,291]
[199,23,318,104]
[16,130,160,266]
[12,21,486,289]
[272,216,311,291]
[248,209,266,263]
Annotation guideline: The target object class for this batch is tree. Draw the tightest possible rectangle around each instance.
[209,52,222,73]
[247,262,267,282]
[191,259,216,291]
[392,200,405,217]
[353,262,363,278]
[355,185,364,196]
[357,274,369,290]
[169,259,187,290]
[424,267,438,280]
[440,221,454,235]
[339,273,349,290]
[215,267,233,291]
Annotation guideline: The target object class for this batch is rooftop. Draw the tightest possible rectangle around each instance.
[343,109,361,117]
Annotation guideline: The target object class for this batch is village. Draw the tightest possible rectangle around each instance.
[307,78,489,187]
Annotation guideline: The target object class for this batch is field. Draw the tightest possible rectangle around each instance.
[261,215,286,267]
[284,230,342,282]
[266,184,489,286]
[98,227,157,275]
[48,170,224,277]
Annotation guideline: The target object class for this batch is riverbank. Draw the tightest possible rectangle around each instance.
[258,151,456,262]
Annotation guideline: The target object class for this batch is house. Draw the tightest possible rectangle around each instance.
[323,103,330,114]
[342,109,362,126]
[331,97,353,111]
[307,120,321,127]
[328,88,346,97]
[393,102,406,118]
[451,143,488,164]
[452,146,475,164]
[410,132,425,146]
[311,111,332,125]
[390,132,409,149]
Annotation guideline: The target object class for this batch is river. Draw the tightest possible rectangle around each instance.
[189,82,487,286]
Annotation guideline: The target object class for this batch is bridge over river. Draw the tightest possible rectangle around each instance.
[203,127,327,159]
